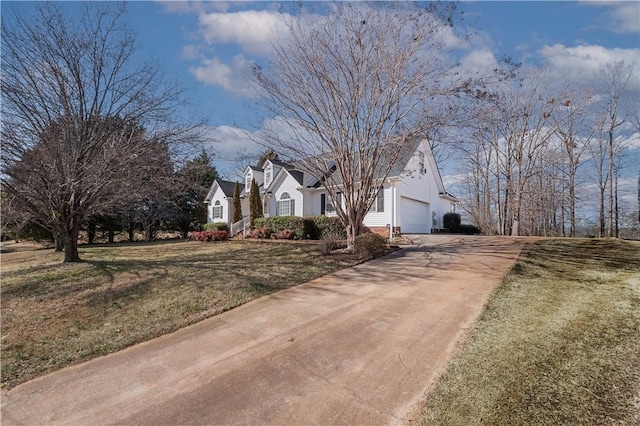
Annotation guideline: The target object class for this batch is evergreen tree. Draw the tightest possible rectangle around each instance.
[232,182,243,223]
[175,149,218,237]
[249,179,263,227]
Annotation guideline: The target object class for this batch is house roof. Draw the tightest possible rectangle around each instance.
[301,138,423,188]
[241,138,456,200]
[205,179,242,202]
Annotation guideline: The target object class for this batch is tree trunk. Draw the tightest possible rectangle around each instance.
[108,229,115,244]
[87,220,96,245]
[128,221,135,242]
[54,233,64,252]
[63,227,81,262]
[599,183,606,238]
[614,169,619,238]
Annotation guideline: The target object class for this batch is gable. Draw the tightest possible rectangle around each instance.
[205,179,243,203]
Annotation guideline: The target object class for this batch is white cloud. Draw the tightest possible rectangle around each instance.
[201,125,262,178]
[180,44,201,61]
[189,54,256,97]
[198,10,290,56]
[460,49,499,75]
[608,2,640,33]
[539,44,640,87]
[581,1,640,34]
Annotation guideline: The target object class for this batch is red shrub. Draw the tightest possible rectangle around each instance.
[273,229,295,240]
[189,230,229,242]
[247,227,273,239]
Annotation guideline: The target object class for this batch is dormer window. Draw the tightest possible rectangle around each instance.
[245,173,252,193]
[265,165,272,187]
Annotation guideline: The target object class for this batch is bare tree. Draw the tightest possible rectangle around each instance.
[251,3,481,247]
[589,61,635,238]
[551,90,595,237]
[1,3,200,262]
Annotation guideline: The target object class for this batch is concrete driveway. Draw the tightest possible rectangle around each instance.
[2,235,531,425]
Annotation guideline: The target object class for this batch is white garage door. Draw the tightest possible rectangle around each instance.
[401,197,429,234]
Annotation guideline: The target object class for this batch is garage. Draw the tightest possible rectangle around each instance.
[400,197,430,234]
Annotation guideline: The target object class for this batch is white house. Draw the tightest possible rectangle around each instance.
[205,138,457,235]
[204,179,249,227]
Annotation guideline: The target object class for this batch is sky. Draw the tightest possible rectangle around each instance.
[3,1,640,216]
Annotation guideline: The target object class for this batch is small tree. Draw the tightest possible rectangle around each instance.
[232,182,243,223]
[249,179,263,227]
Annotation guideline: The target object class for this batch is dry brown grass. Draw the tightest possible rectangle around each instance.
[0,239,361,389]
[417,238,640,425]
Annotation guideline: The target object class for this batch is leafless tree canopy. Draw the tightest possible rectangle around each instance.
[456,63,639,237]
[252,2,477,246]
[1,3,201,261]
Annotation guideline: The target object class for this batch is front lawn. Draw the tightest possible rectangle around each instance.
[0,240,360,389]
[416,238,640,425]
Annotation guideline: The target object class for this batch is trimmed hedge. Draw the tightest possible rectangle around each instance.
[443,212,461,231]
[203,222,230,232]
[457,224,481,235]
[312,216,347,239]
[353,232,387,259]
[254,216,315,240]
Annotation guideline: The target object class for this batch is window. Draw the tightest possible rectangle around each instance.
[326,192,342,213]
[245,174,252,193]
[265,166,272,187]
[277,192,294,216]
[419,151,426,174]
[369,189,384,212]
[213,201,223,219]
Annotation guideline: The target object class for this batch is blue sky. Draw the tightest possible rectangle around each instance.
[4,1,639,184]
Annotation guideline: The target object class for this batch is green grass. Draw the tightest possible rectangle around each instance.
[0,240,360,389]
[417,238,640,425]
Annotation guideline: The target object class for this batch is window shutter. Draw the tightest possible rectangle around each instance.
[377,189,384,212]
[276,201,280,216]
[321,194,326,215]
[290,199,295,216]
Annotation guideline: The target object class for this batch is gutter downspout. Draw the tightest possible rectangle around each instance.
[390,181,396,243]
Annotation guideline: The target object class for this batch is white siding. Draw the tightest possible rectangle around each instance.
[303,191,316,216]
[363,185,393,227]
[270,174,303,217]
[208,187,230,224]
[393,140,455,233]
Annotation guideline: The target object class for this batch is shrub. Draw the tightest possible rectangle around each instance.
[443,212,461,231]
[189,230,229,241]
[247,227,273,239]
[320,231,345,255]
[457,224,481,235]
[312,216,346,240]
[203,222,229,232]
[353,232,387,259]
[273,229,295,240]
[254,216,314,240]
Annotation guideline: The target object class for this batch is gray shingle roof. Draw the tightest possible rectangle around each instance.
[217,179,242,197]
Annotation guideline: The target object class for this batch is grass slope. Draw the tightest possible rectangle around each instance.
[1,240,358,389]
[419,238,640,425]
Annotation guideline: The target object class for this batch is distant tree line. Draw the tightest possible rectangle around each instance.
[454,63,639,238]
